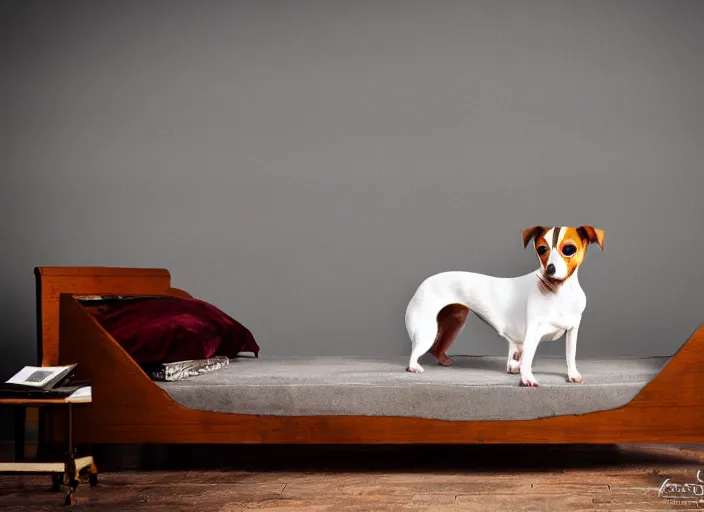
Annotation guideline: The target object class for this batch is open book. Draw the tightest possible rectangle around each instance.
[0,363,91,401]
[5,364,77,390]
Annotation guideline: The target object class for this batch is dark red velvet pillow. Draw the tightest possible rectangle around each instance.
[89,296,259,365]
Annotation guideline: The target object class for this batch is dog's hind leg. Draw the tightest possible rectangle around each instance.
[430,304,470,367]
[406,321,438,374]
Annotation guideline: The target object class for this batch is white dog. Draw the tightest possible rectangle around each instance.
[405,225,604,387]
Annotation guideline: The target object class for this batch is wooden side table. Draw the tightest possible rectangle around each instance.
[0,391,98,505]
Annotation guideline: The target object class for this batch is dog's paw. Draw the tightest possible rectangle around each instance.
[406,365,424,374]
[436,354,454,367]
[568,371,582,383]
[519,373,540,387]
[506,360,521,374]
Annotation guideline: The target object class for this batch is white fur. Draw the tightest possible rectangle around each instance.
[405,268,587,386]
[546,227,569,279]
[547,247,569,279]
[543,228,555,243]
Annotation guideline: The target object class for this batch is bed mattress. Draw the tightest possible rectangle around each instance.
[156,355,670,421]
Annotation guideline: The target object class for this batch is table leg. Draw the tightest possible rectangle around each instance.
[62,403,92,505]
[13,406,25,462]
[63,455,78,506]
[67,403,73,456]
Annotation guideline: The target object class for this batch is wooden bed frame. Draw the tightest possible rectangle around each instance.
[35,266,704,445]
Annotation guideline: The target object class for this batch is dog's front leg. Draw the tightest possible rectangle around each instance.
[519,323,541,387]
[566,325,582,383]
[506,342,522,374]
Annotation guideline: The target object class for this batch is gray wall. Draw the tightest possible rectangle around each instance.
[2,0,703,383]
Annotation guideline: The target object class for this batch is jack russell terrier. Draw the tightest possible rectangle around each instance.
[405,225,604,387]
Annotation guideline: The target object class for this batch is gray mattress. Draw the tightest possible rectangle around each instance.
[156,355,670,421]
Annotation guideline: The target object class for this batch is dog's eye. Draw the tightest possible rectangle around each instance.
[562,245,577,257]
[537,246,548,256]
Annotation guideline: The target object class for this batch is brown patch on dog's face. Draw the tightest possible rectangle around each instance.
[558,226,587,280]
[534,227,561,293]
[561,225,605,278]
[522,226,552,271]
[523,225,605,294]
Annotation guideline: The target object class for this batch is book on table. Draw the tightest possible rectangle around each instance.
[1,364,91,400]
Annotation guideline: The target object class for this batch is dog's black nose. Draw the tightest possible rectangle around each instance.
[546,264,556,276]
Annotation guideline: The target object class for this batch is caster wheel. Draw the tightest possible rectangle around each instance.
[89,473,98,487]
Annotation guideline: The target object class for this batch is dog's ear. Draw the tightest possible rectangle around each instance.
[577,226,605,250]
[521,226,544,248]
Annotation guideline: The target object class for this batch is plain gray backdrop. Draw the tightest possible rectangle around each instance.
[1,0,703,386]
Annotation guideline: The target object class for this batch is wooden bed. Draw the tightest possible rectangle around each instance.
[36,266,704,445]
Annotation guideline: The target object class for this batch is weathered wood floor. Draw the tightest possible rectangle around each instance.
[0,444,702,511]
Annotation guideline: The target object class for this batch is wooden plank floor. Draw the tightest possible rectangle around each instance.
[0,444,703,511]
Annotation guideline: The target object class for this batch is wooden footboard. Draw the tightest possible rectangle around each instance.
[38,267,704,445]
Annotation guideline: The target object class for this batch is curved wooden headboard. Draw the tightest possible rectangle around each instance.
[34,267,189,366]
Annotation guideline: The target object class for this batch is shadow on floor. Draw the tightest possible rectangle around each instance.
[91,443,704,474]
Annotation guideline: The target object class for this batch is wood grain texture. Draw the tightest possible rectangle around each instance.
[37,266,704,445]
[1,445,703,510]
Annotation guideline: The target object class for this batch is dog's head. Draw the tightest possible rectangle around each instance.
[522,226,604,289]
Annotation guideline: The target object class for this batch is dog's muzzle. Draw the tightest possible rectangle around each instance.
[546,264,556,277]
